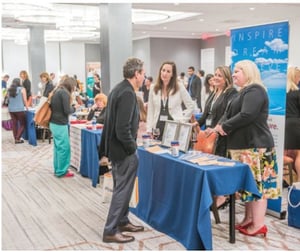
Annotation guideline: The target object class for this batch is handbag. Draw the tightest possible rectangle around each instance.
[34,98,52,128]
[2,119,13,131]
[288,182,300,229]
[34,91,55,128]
[193,130,219,154]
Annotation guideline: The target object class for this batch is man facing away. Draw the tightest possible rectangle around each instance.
[99,57,145,243]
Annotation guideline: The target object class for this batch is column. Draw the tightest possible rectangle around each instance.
[28,26,46,94]
[99,3,132,94]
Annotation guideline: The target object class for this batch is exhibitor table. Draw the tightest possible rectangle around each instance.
[69,124,102,187]
[130,148,260,250]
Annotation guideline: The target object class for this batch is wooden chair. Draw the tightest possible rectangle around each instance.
[283,154,294,185]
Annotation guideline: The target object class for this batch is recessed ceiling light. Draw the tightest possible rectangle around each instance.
[249,7,255,11]
[199,18,204,22]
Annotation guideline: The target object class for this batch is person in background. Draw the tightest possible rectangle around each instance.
[198,69,205,84]
[147,61,194,140]
[177,72,188,89]
[214,60,280,237]
[142,76,153,105]
[93,73,102,97]
[2,74,9,90]
[284,66,300,182]
[19,70,32,107]
[137,95,147,139]
[99,57,145,244]
[2,74,9,105]
[195,66,237,209]
[40,72,54,98]
[87,93,108,124]
[7,78,27,144]
[187,66,202,111]
[49,72,56,86]
[200,73,215,110]
[49,77,80,178]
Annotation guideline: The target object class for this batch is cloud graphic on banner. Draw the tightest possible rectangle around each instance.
[261,71,286,88]
[231,50,238,57]
[265,38,288,53]
[253,48,268,57]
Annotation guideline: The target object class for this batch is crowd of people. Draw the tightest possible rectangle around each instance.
[2,58,299,243]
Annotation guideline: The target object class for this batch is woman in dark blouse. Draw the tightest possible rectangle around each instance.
[19,70,32,107]
[284,66,300,182]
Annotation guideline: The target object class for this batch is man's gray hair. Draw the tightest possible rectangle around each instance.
[123,57,144,79]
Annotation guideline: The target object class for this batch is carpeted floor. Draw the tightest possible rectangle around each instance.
[1,126,300,250]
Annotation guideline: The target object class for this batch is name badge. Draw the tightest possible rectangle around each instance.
[206,118,212,126]
[160,115,168,121]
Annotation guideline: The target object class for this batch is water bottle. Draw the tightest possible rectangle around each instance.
[142,134,151,148]
[171,140,180,157]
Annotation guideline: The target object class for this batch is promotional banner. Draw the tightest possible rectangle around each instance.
[231,21,289,218]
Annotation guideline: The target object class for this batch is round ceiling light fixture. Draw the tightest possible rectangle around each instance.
[132,9,170,24]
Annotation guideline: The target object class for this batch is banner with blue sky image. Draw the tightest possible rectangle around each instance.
[231,21,289,217]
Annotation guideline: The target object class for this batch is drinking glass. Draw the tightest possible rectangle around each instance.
[152,128,160,140]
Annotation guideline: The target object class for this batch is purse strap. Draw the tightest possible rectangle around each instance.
[288,184,300,208]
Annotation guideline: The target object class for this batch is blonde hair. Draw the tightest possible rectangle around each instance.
[137,96,147,122]
[287,66,300,93]
[234,60,265,89]
[94,93,108,107]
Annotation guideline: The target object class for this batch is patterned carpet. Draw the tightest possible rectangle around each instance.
[1,126,300,250]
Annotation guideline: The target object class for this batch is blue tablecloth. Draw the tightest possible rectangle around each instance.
[131,148,260,250]
[80,128,102,187]
[22,110,37,146]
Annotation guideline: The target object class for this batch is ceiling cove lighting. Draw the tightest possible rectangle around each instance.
[15,10,65,24]
[132,9,199,25]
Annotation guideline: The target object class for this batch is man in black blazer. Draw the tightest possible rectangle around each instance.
[187,66,202,111]
[100,58,145,243]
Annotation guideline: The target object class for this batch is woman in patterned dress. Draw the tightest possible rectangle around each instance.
[215,60,280,237]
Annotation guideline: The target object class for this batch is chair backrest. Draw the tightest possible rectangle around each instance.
[193,130,218,154]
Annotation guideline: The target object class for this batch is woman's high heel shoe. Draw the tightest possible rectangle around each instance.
[235,222,252,230]
[239,225,268,237]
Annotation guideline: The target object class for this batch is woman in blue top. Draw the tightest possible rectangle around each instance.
[7,78,28,144]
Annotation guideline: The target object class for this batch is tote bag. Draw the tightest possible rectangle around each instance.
[34,98,52,128]
[288,182,300,229]
[34,90,55,128]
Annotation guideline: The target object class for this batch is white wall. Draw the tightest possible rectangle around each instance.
[45,42,60,84]
[288,17,300,67]
[2,41,29,86]
[60,42,85,83]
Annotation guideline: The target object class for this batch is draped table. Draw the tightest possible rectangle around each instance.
[69,126,102,187]
[130,148,260,250]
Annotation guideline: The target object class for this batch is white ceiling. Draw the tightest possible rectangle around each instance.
[2,2,300,43]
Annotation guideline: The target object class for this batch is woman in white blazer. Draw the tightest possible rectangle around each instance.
[146,61,195,140]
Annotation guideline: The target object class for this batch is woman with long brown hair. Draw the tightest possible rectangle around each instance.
[49,77,80,178]
[146,61,194,139]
